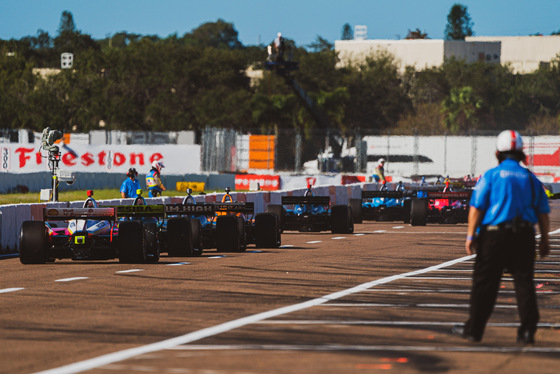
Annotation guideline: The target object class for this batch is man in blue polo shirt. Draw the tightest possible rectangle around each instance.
[452,130,550,344]
[120,168,141,198]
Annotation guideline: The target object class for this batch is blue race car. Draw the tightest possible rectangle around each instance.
[267,185,354,233]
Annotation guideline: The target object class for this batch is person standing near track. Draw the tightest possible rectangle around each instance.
[120,168,141,198]
[453,130,550,344]
[146,161,166,197]
[373,158,386,183]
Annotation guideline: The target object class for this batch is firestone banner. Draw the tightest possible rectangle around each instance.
[0,143,201,174]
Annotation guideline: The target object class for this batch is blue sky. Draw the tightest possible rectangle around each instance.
[1,0,559,47]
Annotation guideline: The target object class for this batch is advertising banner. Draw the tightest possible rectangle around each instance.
[235,174,280,191]
[0,143,201,174]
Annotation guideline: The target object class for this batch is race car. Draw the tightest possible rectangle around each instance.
[266,185,353,233]
[410,190,472,226]
[19,191,161,264]
[163,188,281,253]
[350,182,414,223]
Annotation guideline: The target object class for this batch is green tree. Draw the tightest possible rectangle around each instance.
[0,50,38,129]
[58,11,76,34]
[341,24,353,40]
[183,19,244,49]
[53,11,100,68]
[441,86,482,133]
[308,36,333,53]
[444,4,474,40]
[342,50,411,133]
[405,28,429,39]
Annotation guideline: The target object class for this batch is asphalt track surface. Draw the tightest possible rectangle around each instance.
[2,203,560,374]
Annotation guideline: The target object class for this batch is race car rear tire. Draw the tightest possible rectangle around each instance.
[19,221,47,264]
[403,199,412,223]
[216,215,238,252]
[118,221,146,263]
[236,216,247,252]
[167,217,193,257]
[349,199,362,224]
[255,213,279,248]
[190,219,203,256]
[410,200,427,226]
[266,204,284,232]
[331,205,354,234]
[143,222,160,263]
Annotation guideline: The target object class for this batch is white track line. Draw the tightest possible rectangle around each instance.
[36,255,475,374]
[320,303,517,309]
[364,288,558,294]
[0,287,24,294]
[257,320,560,328]
[171,344,560,354]
[38,228,560,373]
[306,241,321,244]
[54,277,88,282]
[116,269,143,273]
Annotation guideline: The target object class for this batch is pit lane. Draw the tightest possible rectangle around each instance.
[1,202,560,374]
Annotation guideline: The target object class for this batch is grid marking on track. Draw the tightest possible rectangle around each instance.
[36,231,560,374]
[169,344,560,354]
[36,255,474,374]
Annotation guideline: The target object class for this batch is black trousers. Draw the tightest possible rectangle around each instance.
[464,226,539,340]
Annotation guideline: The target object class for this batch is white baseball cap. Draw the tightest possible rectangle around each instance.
[496,130,523,152]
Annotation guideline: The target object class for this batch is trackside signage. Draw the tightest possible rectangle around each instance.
[235,174,280,191]
[0,143,201,174]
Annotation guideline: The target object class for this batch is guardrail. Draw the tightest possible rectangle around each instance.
[0,184,365,254]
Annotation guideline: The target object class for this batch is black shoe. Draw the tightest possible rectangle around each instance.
[517,331,535,345]
[451,325,481,342]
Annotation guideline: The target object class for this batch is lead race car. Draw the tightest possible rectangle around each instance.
[410,179,472,226]
[266,184,354,234]
[19,190,161,264]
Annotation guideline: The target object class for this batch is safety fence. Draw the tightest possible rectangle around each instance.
[201,128,560,182]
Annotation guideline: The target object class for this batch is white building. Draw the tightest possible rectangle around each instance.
[335,35,560,74]
[335,39,500,72]
[466,35,560,73]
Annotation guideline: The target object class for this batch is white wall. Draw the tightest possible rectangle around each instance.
[335,39,500,72]
[467,35,560,73]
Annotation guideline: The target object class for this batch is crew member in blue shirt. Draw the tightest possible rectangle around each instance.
[120,168,141,198]
[453,130,550,344]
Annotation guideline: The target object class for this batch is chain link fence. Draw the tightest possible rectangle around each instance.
[199,128,558,180]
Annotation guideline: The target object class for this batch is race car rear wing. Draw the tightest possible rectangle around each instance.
[117,205,165,218]
[165,202,255,216]
[424,191,472,200]
[44,207,117,221]
[362,191,414,199]
[281,196,331,206]
[408,185,445,192]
